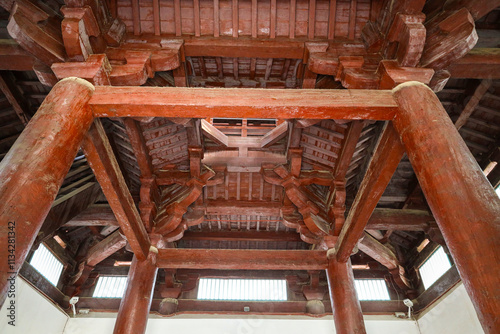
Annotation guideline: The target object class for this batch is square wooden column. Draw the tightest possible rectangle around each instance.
[0,78,95,308]
[326,256,367,334]
[392,81,500,334]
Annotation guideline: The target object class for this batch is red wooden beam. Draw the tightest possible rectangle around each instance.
[81,119,150,260]
[157,249,328,270]
[0,39,35,71]
[182,37,305,59]
[447,48,500,79]
[367,208,435,230]
[89,87,398,120]
[64,204,118,226]
[335,123,405,262]
[0,78,94,308]
[393,81,500,333]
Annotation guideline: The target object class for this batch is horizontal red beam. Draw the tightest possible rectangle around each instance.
[157,249,327,270]
[183,36,306,59]
[89,87,398,120]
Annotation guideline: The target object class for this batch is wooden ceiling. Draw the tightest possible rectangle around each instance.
[0,0,499,318]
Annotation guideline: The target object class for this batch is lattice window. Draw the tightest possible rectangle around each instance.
[354,279,391,301]
[419,246,452,289]
[93,276,128,298]
[29,244,64,286]
[197,278,287,301]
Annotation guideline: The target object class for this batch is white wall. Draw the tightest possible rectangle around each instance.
[0,277,68,334]
[64,315,420,334]
[417,283,484,334]
[0,279,485,334]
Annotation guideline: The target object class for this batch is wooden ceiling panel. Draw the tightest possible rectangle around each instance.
[140,117,190,170]
[116,0,370,39]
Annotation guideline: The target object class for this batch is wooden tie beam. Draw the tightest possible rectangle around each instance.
[1,79,499,334]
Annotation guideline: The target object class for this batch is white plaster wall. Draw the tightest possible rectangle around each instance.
[417,283,484,334]
[0,277,68,334]
[63,314,419,334]
[1,279,485,334]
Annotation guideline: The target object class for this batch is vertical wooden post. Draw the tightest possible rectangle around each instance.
[0,78,94,307]
[326,257,366,334]
[113,252,158,334]
[392,81,500,334]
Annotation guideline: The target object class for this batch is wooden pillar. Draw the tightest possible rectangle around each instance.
[326,257,366,334]
[0,78,94,307]
[392,81,500,333]
[113,252,158,334]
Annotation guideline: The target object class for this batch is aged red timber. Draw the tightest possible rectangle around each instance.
[327,257,366,334]
[113,253,158,334]
[0,78,94,307]
[392,82,500,333]
[88,87,399,120]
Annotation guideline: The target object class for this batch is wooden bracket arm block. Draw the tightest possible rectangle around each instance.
[7,0,66,66]
[81,119,150,261]
[52,54,112,85]
[358,232,412,290]
[61,6,100,61]
[377,60,434,89]
[420,8,478,70]
[387,13,426,67]
[281,207,321,244]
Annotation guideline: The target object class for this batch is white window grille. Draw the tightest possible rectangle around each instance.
[354,279,391,301]
[419,246,452,289]
[29,244,64,286]
[197,278,287,301]
[93,276,128,298]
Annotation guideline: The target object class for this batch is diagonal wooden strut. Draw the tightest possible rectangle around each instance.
[81,119,150,261]
[335,122,405,262]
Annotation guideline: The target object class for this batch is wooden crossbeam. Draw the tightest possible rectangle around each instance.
[335,123,405,262]
[182,36,305,59]
[81,119,150,260]
[89,87,398,120]
[367,208,435,230]
[65,203,434,231]
[157,249,328,270]
[448,48,500,79]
